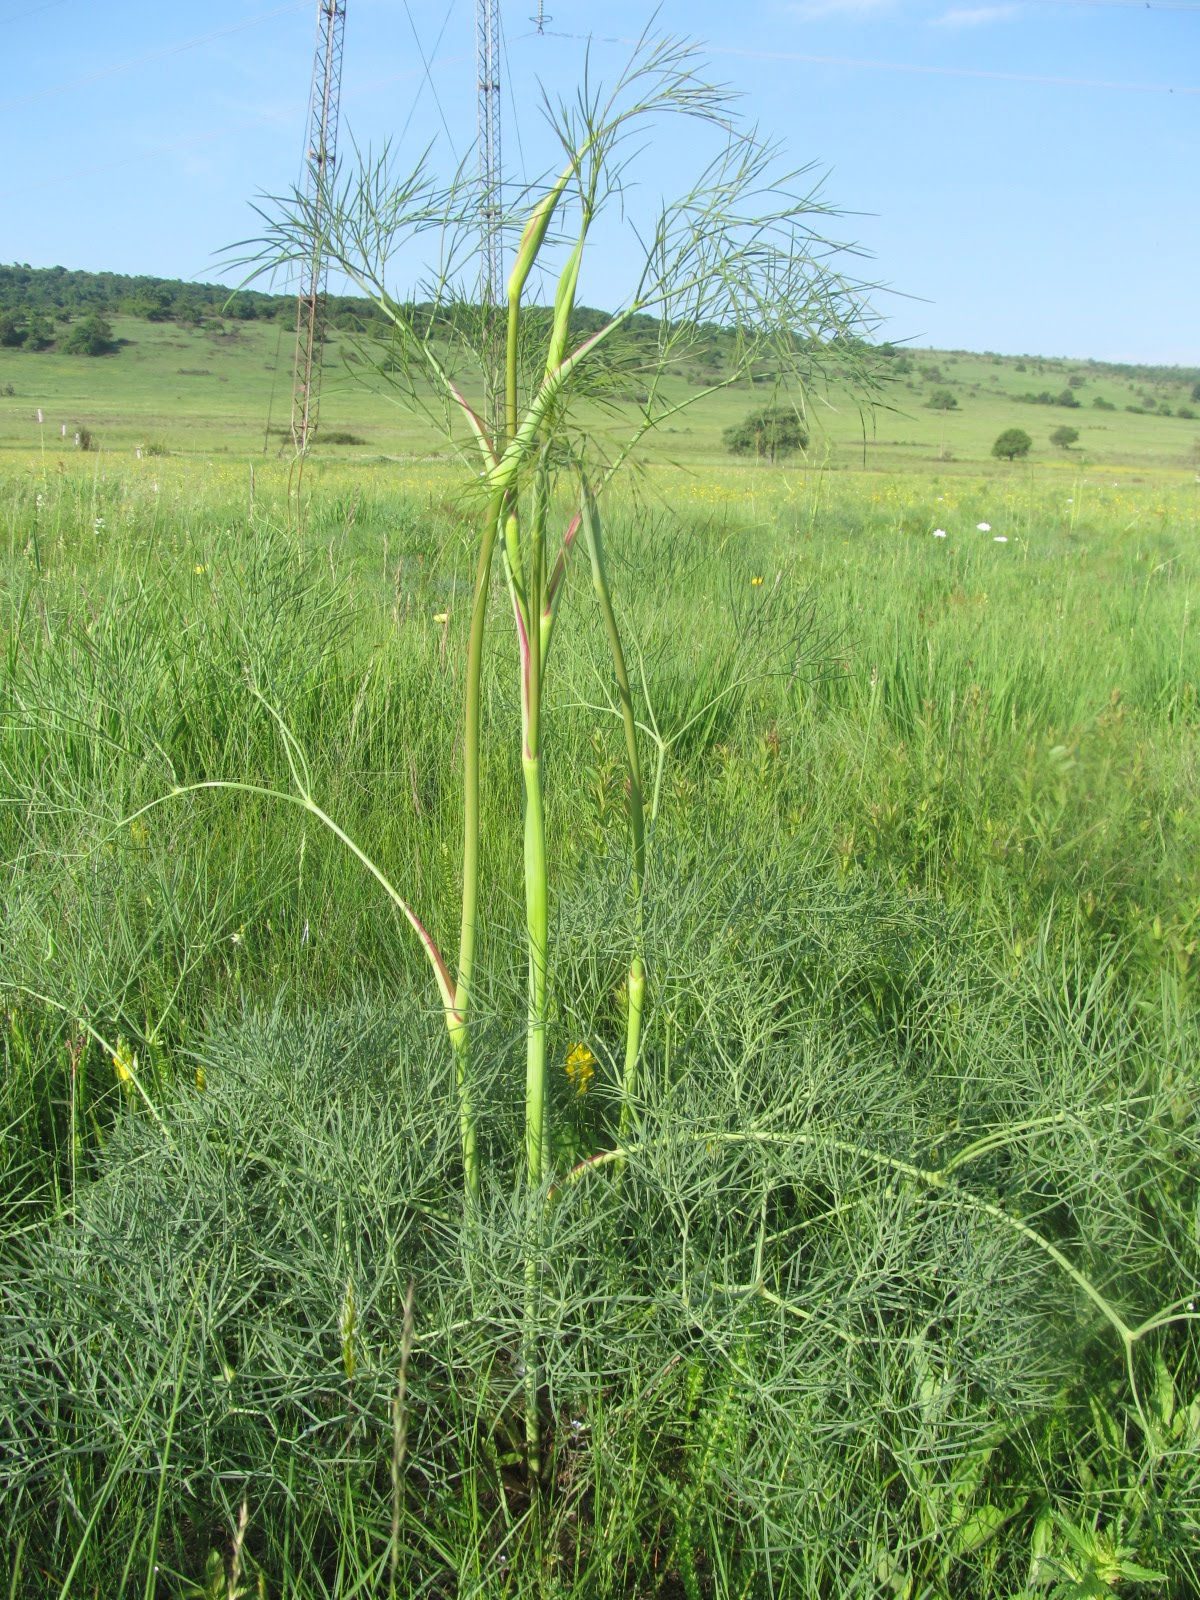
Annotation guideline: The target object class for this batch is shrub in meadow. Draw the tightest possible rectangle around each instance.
[723,404,810,460]
[62,313,115,357]
[992,427,1033,460]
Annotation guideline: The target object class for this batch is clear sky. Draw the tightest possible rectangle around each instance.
[3,0,1197,364]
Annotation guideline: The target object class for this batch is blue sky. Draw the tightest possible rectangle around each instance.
[3,0,1197,363]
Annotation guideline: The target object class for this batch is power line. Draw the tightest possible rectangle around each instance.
[0,2,310,113]
[711,45,1200,95]
[1028,0,1200,10]
[0,110,291,203]
[0,54,462,204]
[0,0,72,24]
[400,0,456,149]
[543,30,1199,95]
[499,3,528,193]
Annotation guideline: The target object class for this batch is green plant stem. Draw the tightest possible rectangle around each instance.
[519,591,549,1486]
[506,290,520,448]
[452,490,504,1206]
[580,490,646,1131]
[523,751,549,1187]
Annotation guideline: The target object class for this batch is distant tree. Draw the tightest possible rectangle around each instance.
[23,313,54,350]
[0,311,23,347]
[62,314,114,356]
[1057,388,1080,409]
[1092,396,1115,411]
[992,427,1033,460]
[1177,406,1196,421]
[723,405,808,463]
[1191,381,1200,403]
[1050,425,1080,450]
[927,387,958,410]
[1068,374,1085,388]
[133,284,175,321]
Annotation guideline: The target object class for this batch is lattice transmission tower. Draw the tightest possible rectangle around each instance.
[291,0,347,455]
[476,0,503,431]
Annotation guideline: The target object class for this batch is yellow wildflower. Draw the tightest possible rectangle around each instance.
[751,575,764,587]
[195,1067,207,1092]
[193,563,206,575]
[565,1042,596,1095]
[432,611,449,624]
[112,1037,136,1085]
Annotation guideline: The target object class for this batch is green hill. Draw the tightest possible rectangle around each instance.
[2,263,1198,473]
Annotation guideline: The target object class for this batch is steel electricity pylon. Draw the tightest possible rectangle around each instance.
[476,0,503,431]
[291,0,347,456]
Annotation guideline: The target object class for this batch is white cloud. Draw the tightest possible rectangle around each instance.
[934,4,1019,24]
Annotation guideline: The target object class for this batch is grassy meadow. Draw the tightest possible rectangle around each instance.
[1,324,1198,1597]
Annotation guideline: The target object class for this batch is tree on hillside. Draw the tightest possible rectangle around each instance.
[1050,425,1080,450]
[927,387,958,410]
[1057,388,1080,409]
[62,314,114,356]
[23,313,54,350]
[992,427,1032,460]
[723,405,808,463]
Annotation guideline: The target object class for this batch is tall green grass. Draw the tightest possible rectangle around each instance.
[1,460,1197,1594]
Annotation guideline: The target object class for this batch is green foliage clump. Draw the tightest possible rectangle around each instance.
[927,387,958,410]
[0,309,53,350]
[992,427,1033,459]
[4,897,1197,1594]
[723,405,808,462]
[62,314,114,357]
[1050,425,1080,450]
